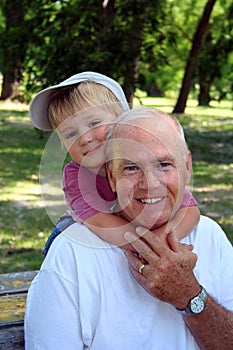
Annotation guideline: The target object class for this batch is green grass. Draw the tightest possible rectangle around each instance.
[0,99,232,273]
[0,103,53,273]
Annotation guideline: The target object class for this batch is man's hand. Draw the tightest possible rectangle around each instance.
[124,228,199,310]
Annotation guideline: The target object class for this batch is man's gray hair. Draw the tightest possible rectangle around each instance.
[107,107,189,156]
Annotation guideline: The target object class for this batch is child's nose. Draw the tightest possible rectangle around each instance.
[79,130,93,145]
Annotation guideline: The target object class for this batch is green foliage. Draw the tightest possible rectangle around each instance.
[139,0,233,101]
[0,0,232,104]
[0,4,5,72]
[22,0,164,100]
[193,0,233,103]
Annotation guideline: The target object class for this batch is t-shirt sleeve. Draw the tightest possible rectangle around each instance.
[183,217,233,312]
[180,187,198,208]
[25,269,84,349]
[62,162,115,223]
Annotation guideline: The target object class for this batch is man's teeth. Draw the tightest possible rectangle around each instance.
[140,198,162,204]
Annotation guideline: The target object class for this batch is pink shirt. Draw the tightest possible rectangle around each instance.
[63,161,116,222]
[63,160,197,223]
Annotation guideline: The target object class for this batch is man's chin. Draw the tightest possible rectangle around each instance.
[118,204,173,230]
[130,212,171,231]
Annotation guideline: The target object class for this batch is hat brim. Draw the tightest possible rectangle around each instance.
[29,71,130,131]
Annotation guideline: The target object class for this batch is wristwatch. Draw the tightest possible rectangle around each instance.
[176,286,207,316]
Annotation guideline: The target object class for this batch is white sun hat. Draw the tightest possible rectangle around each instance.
[29,71,130,130]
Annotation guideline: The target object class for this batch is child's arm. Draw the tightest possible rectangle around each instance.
[160,206,200,240]
[84,206,200,250]
[157,187,200,240]
[84,187,200,246]
[84,213,136,250]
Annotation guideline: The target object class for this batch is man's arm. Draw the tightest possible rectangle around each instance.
[184,295,233,349]
[124,229,233,350]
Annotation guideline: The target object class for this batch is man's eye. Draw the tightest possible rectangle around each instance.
[160,162,173,169]
[89,120,101,128]
[124,165,140,172]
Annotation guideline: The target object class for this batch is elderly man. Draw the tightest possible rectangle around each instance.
[25,107,233,349]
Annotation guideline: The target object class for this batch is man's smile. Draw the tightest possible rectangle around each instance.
[137,197,164,204]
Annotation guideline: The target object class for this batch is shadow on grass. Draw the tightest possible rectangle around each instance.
[0,248,43,274]
[0,203,51,273]
[185,128,233,165]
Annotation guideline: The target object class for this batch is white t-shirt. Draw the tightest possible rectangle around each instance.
[25,216,233,350]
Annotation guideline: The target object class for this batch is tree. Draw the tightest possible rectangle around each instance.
[23,0,163,103]
[173,0,217,113]
[196,1,233,105]
[1,0,231,106]
[0,0,27,100]
[103,0,164,103]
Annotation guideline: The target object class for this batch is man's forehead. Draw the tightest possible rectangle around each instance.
[113,123,178,152]
[108,137,177,167]
[115,113,177,132]
[107,118,185,166]
[113,115,178,141]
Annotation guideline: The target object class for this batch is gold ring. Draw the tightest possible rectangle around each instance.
[138,264,145,274]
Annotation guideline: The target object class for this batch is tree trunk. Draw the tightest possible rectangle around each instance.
[172,0,217,114]
[101,0,143,104]
[121,13,145,104]
[0,0,25,101]
[198,80,211,106]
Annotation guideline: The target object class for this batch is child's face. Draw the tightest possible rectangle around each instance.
[58,106,116,173]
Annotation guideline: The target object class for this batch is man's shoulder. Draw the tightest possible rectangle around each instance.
[62,222,112,248]
[39,223,118,285]
[198,215,221,228]
[187,215,231,250]
[182,215,225,245]
[197,215,228,235]
[45,222,112,262]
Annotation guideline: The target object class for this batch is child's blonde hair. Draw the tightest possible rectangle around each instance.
[48,81,125,129]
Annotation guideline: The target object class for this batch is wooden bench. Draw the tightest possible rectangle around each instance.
[0,271,38,350]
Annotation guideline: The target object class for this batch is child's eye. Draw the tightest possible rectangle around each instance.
[89,119,101,128]
[65,131,78,139]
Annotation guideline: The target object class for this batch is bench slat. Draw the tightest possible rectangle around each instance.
[0,322,24,349]
[0,271,38,349]
[0,293,28,324]
[0,271,38,295]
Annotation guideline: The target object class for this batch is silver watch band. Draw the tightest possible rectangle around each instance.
[176,286,207,316]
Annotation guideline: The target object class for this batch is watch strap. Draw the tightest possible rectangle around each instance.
[176,285,207,316]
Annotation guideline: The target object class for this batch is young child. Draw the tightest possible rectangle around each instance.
[30,71,200,254]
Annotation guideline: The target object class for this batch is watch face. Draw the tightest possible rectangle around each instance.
[190,296,205,314]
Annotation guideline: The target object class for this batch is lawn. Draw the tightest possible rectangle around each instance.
[0,98,232,273]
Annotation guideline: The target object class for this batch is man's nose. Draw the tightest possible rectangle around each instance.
[138,168,162,190]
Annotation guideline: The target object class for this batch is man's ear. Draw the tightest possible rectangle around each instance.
[185,150,193,184]
[105,162,116,192]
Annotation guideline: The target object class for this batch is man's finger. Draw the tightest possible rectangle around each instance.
[136,227,168,257]
[166,231,181,253]
[124,250,148,276]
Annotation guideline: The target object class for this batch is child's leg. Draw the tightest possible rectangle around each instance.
[43,216,75,256]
